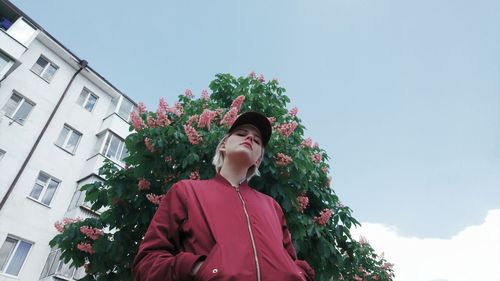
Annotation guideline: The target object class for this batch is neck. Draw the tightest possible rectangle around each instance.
[219,159,249,187]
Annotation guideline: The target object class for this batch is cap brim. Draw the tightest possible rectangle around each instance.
[228,112,272,146]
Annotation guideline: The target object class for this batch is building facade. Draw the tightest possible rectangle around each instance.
[0,1,135,279]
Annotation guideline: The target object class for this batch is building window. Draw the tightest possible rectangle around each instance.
[117,97,134,121]
[0,236,32,276]
[0,52,10,73]
[31,56,58,82]
[39,248,85,280]
[55,125,82,154]
[2,92,35,125]
[0,149,5,161]
[28,172,60,206]
[97,131,128,163]
[76,88,99,112]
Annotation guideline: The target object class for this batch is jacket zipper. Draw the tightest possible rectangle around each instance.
[235,186,261,281]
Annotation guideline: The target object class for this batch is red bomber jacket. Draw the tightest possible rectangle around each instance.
[133,174,315,281]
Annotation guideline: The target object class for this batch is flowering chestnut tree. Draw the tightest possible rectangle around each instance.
[50,73,394,280]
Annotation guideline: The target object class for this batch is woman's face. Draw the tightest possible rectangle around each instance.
[221,124,263,167]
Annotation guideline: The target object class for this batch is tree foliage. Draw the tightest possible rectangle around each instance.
[50,73,394,280]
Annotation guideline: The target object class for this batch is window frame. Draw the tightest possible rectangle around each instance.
[0,235,33,277]
[116,97,135,122]
[0,52,13,77]
[100,131,128,164]
[55,124,82,154]
[30,55,58,82]
[77,88,99,112]
[40,248,85,280]
[27,172,61,207]
[2,91,35,125]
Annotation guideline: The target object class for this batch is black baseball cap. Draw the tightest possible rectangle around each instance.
[228,111,272,147]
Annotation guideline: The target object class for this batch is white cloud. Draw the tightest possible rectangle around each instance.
[351,209,500,281]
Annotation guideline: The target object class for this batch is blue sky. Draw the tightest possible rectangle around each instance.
[13,0,500,243]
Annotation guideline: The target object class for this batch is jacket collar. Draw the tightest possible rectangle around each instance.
[214,173,249,189]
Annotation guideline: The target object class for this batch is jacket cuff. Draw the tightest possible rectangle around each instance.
[176,252,206,280]
[295,259,315,281]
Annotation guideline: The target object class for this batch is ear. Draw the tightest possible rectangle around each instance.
[255,155,263,167]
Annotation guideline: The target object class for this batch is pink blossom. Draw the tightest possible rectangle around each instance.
[156,111,171,127]
[359,235,369,246]
[249,71,256,78]
[314,142,319,148]
[175,102,184,116]
[312,153,322,164]
[138,178,151,190]
[184,124,202,145]
[54,221,64,233]
[276,121,298,137]
[77,242,96,254]
[144,137,155,153]
[372,275,380,280]
[147,115,157,128]
[158,97,168,113]
[258,74,265,82]
[146,194,164,205]
[201,89,210,101]
[353,275,363,281]
[275,153,293,167]
[130,111,145,131]
[168,102,183,117]
[163,174,176,184]
[63,217,80,225]
[230,95,245,111]
[215,108,224,117]
[137,102,147,114]
[80,226,104,240]
[321,166,328,174]
[314,209,333,225]
[220,107,238,127]
[297,195,309,213]
[300,138,313,148]
[184,89,194,99]
[267,117,276,125]
[190,170,200,180]
[54,218,81,233]
[198,109,217,130]
[289,107,298,117]
[187,115,199,126]
[383,262,394,270]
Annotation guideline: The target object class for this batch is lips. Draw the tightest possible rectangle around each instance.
[241,142,253,150]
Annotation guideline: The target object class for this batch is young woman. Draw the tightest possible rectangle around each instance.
[133,112,315,281]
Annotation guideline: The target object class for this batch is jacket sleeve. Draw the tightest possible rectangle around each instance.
[132,182,204,281]
[274,201,316,281]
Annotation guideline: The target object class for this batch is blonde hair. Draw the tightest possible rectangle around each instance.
[212,133,265,181]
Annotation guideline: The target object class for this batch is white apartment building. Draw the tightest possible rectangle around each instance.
[0,1,136,280]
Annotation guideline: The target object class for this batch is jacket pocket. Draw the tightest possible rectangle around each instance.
[195,244,222,281]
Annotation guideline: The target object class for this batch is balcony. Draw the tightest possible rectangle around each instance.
[99,112,130,138]
[0,26,27,59]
